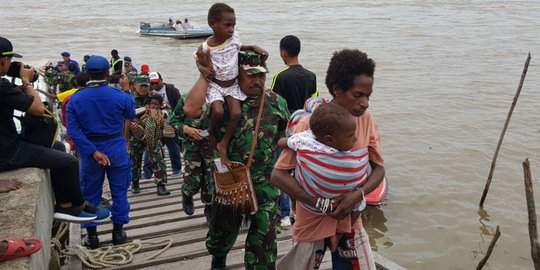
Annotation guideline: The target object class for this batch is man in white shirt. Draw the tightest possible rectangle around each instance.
[142,72,182,178]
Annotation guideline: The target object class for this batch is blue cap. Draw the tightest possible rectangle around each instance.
[85,55,109,73]
[124,56,132,62]
[61,51,70,57]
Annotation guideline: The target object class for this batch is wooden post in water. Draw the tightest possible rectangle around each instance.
[480,52,531,207]
[476,225,501,270]
[522,159,540,270]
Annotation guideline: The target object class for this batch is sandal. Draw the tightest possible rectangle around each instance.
[0,239,42,262]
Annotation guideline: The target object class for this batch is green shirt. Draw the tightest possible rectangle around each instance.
[226,90,290,183]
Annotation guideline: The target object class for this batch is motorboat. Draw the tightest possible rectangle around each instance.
[139,22,213,39]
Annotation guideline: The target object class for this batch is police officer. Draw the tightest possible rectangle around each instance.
[67,55,136,249]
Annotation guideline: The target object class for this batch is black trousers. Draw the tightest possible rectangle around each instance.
[0,140,85,206]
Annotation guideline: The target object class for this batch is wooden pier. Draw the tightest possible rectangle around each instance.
[69,159,404,270]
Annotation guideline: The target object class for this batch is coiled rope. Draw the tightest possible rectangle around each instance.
[50,222,173,269]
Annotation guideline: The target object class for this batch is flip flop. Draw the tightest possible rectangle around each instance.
[0,239,42,262]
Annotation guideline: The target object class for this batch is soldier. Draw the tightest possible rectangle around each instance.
[184,51,290,270]
[129,76,170,196]
[170,94,214,217]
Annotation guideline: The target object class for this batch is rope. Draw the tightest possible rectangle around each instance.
[50,222,173,269]
[64,238,173,269]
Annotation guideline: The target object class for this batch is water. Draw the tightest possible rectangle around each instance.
[3,1,540,269]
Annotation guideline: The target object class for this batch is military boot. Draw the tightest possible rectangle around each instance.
[157,185,170,196]
[83,227,99,249]
[211,255,226,270]
[131,181,140,194]
[112,223,127,245]
[182,192,194,215]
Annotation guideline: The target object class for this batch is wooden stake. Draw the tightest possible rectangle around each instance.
[480,52,532,207]
[522,159,540,270]
[476,225,501,270]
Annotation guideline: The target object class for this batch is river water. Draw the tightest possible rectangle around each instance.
[3,0,540,269]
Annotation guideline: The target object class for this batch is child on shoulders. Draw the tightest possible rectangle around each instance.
[192,2,267,166]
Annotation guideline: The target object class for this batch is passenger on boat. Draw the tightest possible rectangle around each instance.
[189,2,268,168]
[271,49,385,270]
[67,55,135,249]
[184,18,192,29]
[175,20,184,31]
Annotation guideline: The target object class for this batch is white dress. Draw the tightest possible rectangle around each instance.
[200,31,246,104]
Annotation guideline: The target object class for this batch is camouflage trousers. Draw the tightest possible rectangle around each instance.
[129,138,167,186]
[181,140,215,204]
[206,180,280,270]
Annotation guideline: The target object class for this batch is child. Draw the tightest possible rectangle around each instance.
[278,103,369,252]
[193,2,267,166]
[129,94,169,196]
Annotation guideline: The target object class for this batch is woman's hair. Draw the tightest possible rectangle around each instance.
[208,3,234,24]
[310,103,352,139]
[325,49,375,96]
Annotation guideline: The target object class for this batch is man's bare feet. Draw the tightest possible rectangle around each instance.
[0,179,23,194]
[216,141,231,166]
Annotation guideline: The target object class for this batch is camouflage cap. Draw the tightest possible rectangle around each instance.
[127,71,138,84]
[137,75,150,85]
[238,51,268,75]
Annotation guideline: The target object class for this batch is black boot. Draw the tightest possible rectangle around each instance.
[157,185,170,196]
[131,181,140,194]
[83,227,99,249]
[182,192,194,216]
[211,255,226,270]
[112,223,127,245]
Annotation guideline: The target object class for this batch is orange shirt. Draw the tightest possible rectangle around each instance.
[274,109,383,242]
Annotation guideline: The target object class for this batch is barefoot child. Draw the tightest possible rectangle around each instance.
[278,102,369,252]
[192,2,267,166]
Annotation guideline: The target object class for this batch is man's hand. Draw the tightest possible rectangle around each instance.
[93,150,111,166]
[184,126,204,141]
[19,64,35,84]
[119,73,130,91]
[329,189,364,220]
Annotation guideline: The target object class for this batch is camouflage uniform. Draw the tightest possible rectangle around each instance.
[169,94,215,204]
[44,69,75,93]
[129,92,167,186]
[205,90,290,269]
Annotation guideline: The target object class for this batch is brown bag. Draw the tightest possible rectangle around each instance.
[213,92,266,218]
[162,123,176,138]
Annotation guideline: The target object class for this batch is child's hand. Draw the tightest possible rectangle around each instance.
[147,108,157,115]
[252,46,269,60]
[129,121,139,131]
[184,126,204,141]
[196,46,215,80]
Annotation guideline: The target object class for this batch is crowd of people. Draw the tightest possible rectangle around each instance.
[0,2,386,269]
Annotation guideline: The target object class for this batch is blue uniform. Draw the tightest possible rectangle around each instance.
[67,83,136,228]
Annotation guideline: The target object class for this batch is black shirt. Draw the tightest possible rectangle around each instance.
[0,78,34,157]
[270,65,317,112]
